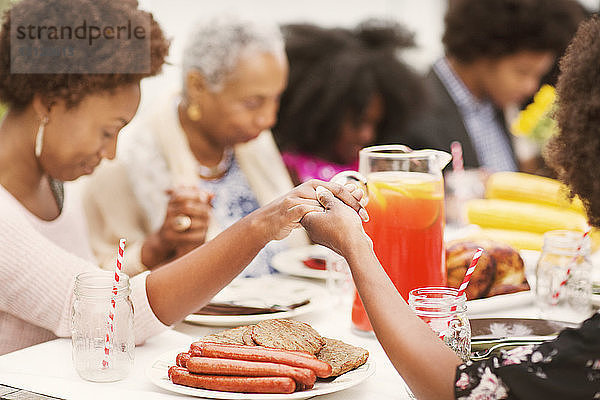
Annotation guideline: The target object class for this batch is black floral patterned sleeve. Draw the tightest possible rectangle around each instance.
[454,313,600,399]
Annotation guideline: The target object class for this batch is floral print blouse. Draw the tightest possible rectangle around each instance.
[198,158,285,277]
[455,313,600,399]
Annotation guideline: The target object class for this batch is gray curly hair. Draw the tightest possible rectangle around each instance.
[182,15,285,92]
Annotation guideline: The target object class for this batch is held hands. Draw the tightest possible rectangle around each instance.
[143,186,213,267]
[301,185,372,257]
[257,180,368,241]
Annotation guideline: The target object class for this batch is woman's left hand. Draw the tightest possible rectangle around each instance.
[255,179,368,241]
[301,185,371,257]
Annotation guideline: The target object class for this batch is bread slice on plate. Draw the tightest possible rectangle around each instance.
[194,326,247,345]
[317,337,369,377]
[251,319,325,355]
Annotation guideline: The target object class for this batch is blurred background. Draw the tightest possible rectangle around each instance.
[132,0,600,111]
[137,0,445,112]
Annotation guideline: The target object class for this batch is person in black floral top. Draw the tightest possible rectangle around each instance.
[301,17,600,399]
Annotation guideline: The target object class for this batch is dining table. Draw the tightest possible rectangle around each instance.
[0,271,591,400]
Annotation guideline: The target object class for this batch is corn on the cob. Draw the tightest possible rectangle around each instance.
[478,228,600,252]
[477,228,544,251]
[485,172,585,214]
[465,199,588,234]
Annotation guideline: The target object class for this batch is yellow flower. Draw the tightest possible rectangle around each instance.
[511,85,558,143]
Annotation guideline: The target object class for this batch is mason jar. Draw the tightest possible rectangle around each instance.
[409,287,471,362]
[72,271,134,382]
[535,230,593,322]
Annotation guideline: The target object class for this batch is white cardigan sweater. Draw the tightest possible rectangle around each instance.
[0,183,167,355]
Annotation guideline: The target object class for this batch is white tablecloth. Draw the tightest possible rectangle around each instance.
[0,279,588,400]
[0,294,416,400]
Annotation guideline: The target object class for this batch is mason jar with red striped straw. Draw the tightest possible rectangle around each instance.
[72,238,134,382]
[536,230,593,322]
[408,248,483,362]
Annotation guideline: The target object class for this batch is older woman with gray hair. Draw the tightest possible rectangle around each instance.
[83,15,301,277]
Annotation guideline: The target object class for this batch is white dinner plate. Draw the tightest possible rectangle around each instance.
[271,245,340,280]
[466,290,534,315]
[146,348,376,400]
[184,276,330,327]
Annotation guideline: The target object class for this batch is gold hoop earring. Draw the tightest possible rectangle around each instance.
[35,116,49,158]
[187,103,202,121]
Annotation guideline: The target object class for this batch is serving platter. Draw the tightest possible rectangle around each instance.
[470,317,578,339]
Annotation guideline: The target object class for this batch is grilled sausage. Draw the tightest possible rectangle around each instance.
[186,356,316,386]
[190,342,332,378]
[168,366,296,394]
[176,352,191,368]
[190,341,317,359]
[190,342,322,361]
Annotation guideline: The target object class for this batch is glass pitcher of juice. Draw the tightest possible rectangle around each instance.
[332,145,452,334]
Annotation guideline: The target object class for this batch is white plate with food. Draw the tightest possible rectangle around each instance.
[184,276,330,327]
[271,245,340,280]
[146,348,375,400]
[445,237,537,313]
[463,249,538,315]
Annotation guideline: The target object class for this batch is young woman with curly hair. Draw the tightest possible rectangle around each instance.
[392,0,585,173]
[301,17,600,399]
[272,20,424,184]
[0,0,365,355]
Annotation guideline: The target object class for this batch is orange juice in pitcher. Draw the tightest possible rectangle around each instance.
[332,145,451,333]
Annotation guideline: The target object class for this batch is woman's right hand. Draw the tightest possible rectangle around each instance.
[142,186,212,267]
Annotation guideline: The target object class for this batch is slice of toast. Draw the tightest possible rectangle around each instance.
[252,319,325,355]
[316,337,369,376]
[194,326,247,345]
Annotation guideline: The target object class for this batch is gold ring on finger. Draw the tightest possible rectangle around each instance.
[173,214,192,232]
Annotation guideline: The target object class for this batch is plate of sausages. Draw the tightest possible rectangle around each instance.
[146,345,375,399]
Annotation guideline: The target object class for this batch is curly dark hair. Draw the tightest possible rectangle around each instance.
[545,16,600,228]
[272,19,424,159]
[0,0,169,110]
[444,0,586,63]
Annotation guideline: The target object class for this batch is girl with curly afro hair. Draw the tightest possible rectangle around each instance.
[272,20,424,184]
[0,0,366,355]
[546,15,600,228]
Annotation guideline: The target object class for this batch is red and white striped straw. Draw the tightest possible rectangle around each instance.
[457,247,484,298]
[450,141,464,174]
[437,247,483,341]
[102,238,126,369]
[551,229,590,303]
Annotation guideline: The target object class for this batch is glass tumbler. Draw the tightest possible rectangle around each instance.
[409,287,471,362]
[72,271,134,382]
[325,254,354,307]
[536,230,593,322]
